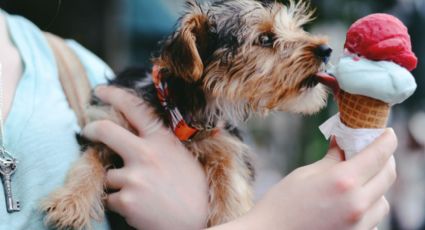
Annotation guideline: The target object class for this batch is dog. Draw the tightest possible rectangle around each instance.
[41,0,332,229]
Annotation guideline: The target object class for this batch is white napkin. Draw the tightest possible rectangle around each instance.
[319,113,385,159]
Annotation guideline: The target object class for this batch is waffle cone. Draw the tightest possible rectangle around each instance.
[337,90,390,129]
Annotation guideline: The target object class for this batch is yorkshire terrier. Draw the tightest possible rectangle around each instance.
[41,0,332,229]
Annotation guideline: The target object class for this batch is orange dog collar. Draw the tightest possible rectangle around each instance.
[152,65,199,142]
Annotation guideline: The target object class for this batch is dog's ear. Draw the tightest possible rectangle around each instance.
[160,0,210,82]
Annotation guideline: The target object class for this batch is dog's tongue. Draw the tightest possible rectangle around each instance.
[316,72,340,95]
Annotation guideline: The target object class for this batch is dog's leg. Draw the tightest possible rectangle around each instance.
[189,132,255,226]
[40,146,109,230]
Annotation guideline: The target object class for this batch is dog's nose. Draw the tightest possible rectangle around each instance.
[315,45,332,63]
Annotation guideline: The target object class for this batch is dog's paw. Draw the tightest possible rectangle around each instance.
[40,187,104,230]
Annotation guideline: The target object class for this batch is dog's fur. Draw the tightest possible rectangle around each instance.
[41,0,330,229]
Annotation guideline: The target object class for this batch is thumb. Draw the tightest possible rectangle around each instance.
[317,137,346,167]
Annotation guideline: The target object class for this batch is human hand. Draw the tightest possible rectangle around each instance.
[83,86,209,230]
[212,129,397,230]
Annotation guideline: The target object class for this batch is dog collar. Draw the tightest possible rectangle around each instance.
[152,65,199,142]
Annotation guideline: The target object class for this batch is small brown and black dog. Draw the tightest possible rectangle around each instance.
[41,0,332,229]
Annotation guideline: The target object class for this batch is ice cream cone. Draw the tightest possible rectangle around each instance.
[319,13,417,159]
[337,90,390,129]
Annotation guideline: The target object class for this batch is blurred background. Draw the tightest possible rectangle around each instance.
[1,0,424,229]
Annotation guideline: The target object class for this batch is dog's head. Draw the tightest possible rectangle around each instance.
[155,0,331,123]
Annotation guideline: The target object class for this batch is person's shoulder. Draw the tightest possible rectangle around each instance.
[2,9,114,87]
[65,40,115,87]
[2,10,43,39]
[2,9,34,26]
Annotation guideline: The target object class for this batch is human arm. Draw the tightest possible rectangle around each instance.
[210,130,396,230]
[83,86,397,230]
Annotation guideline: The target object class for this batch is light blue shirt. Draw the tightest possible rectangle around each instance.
[1,10,113,230]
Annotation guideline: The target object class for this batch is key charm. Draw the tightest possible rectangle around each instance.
[0,157,20,213]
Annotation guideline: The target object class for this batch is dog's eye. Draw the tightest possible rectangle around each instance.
[258,33,275,48]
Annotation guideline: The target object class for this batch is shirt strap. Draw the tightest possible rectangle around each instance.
[44,32,91,128]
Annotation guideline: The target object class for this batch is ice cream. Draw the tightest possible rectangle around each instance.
[335,54,417,105]
[319,13,418,158]
[344,13,418,71]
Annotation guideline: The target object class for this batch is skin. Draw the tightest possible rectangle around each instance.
[84,86,397,230]
[0,12,23,120]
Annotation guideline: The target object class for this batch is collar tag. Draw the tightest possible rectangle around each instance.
[152,65,198,142]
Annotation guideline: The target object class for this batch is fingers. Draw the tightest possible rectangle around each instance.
[106,190,140,220]
[356,197,389,230]
[105,192,125,214]
[362,156,396,206]
[83,120,148,164]
[95,86,165,137]
[106,169,126,190]
[346,129,397,184]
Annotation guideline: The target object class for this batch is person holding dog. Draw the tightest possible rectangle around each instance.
[0,7,396,230]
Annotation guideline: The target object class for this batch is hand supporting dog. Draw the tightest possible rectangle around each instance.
[83,86,209,230]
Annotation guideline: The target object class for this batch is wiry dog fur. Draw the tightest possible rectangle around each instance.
[41,0,330,229]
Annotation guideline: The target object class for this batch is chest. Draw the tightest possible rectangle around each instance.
[0,42,23,121]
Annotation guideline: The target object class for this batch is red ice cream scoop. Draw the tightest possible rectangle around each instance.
[344,13,418,71]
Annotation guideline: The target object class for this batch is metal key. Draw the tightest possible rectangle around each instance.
[0,158,20,213]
